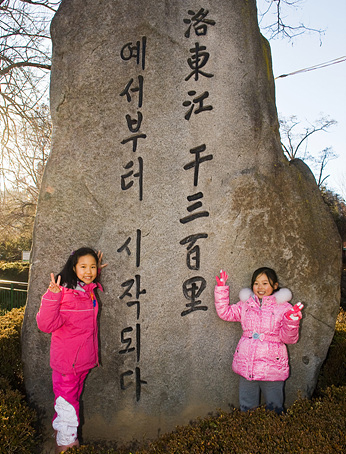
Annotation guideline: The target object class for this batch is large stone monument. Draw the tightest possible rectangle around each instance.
[22,0,341,447]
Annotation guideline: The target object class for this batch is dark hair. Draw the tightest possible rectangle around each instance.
[57,247,99,289]
[251,267,279,293]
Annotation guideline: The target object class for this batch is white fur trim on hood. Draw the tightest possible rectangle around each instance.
[239,288,253,302]
[239,287,292,304]
[274,288,292,303]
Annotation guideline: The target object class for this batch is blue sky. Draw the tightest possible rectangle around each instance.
[257,0,346,199]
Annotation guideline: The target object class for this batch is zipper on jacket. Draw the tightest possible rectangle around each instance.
[91,291,99,367]
[72,345,82,375]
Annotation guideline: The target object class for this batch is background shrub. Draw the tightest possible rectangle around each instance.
[0,236,31,262]
[0,308,38,454]
[0,307,25,390]
[0,261,30,282]
[0,378,37,454]
[315,308,346,393]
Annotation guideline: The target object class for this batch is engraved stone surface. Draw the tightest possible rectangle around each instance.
[22,0,341,445]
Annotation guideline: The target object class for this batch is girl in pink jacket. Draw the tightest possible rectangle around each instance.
[36,247,107,453]
[214,267,303,414]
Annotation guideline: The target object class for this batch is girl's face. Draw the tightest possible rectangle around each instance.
[252,273,278,299]
[73,254,97,284]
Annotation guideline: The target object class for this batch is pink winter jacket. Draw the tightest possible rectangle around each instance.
[214,286,301,381]
[36,282,102,375]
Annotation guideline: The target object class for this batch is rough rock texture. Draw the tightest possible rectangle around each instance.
[22,0,341,447]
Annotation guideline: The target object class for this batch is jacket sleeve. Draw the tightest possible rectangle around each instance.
[36,289,64,333]
[279,303,301,344]
[214,285,242,322]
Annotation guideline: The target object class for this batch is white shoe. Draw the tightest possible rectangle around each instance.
[55,438,79,453]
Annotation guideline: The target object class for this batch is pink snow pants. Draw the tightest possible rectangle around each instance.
[52,370,89,422]
[52,370,89,445]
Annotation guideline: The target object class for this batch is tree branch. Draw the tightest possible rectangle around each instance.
[19,0,60,12]
[0,60,51,76]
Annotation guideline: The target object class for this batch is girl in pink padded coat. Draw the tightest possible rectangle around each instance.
[37,247,107,453]
[214,267,303,414]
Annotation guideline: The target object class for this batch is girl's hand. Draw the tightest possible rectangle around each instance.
[285,302,304,320]
[97,251,108,271]
[216,270,229,286]
[48,273,61,293]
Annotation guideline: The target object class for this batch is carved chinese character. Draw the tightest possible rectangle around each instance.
[121,157,144,200]
[180,192,210,224]
[181,276,208,316]
[117,229,142,267]
[119,324,140,362]
[180,233,208,270]
[120,36,147,70]
[119,75,144,108]
[183,144,213,186]
[183,90,213,120]
[120,275,146,319]
[185,43,214,81]
[120,367,147,401]
[121,133,147,153]
[183,9,215,38]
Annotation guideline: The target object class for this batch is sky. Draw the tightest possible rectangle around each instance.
[257,0,346,199]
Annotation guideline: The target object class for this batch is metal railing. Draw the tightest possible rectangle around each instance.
[0,279,28,314]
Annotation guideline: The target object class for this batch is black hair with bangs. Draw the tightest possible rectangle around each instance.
[57,247,99,289]
[251,267,280,293]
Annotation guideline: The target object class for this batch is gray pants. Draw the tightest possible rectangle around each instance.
[239,376,285,414]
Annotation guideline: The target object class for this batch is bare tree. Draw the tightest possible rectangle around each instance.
[0,0,58,214]
[314,147,338,188]
[1,104,51,197]
[257,0,323,40]
[280,116,337,161]
[0,103,51,251]
[280,115,338,187]
[0,1,58,136]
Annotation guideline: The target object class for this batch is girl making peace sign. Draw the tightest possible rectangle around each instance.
[37,247,107,453]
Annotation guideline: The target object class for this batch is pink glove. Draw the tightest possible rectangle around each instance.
[216,270,229,286]
[285,302,304,320]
